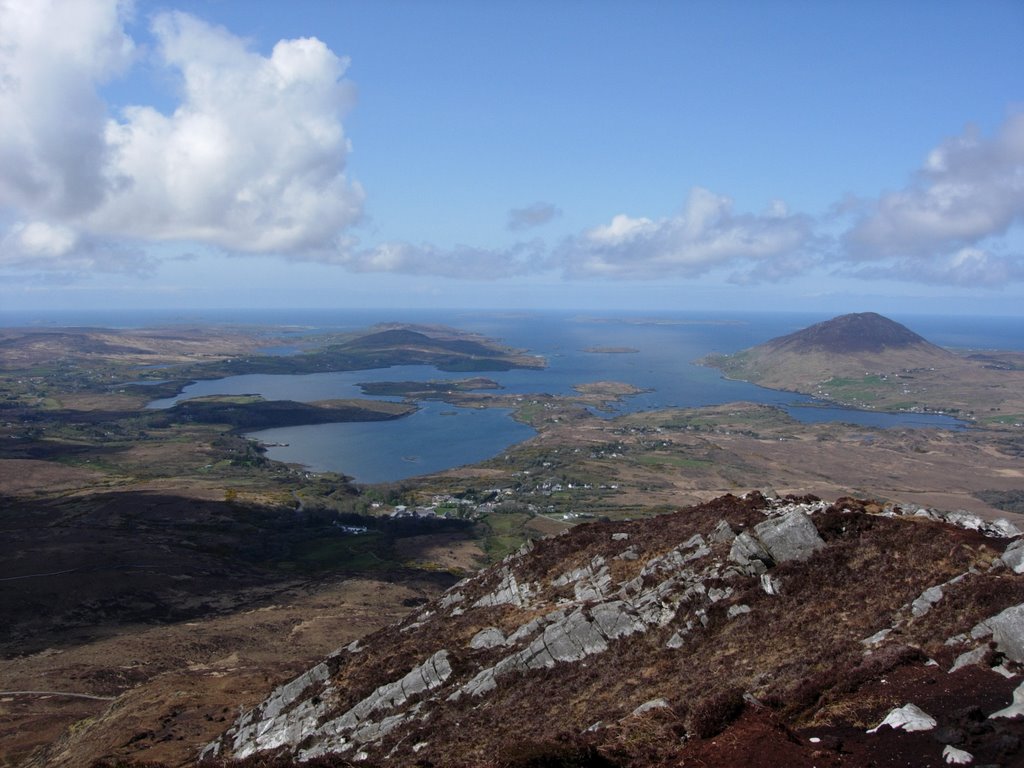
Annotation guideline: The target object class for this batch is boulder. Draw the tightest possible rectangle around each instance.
[984,603,1024,662]
[753,510,825,563]
[729,532,773,574]
[469,627,506,650]
[867,703,937,733]
[942,745,974,765]
[1001,539,1024,574]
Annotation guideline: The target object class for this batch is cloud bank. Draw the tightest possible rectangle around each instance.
[840,113,1024,285]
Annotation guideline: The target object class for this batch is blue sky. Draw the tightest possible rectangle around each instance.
[1,0,1022,314]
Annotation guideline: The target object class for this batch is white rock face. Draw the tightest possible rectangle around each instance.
[943,744,974,765]
[469,627,506,650]
[867,703,937,733]
[990,680,1024,719]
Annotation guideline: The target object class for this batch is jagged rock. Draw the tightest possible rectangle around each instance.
[469,627,506,650]
[1001,539,1024,574]
[975,603,1024,662]
[531,608,609,666]
[506,612,555,645]
[612,532,629,541]
[867,703,937,733]
[912,585,945,617]
[753,510,825,563]
[223,651,452,760]
[440,591,464,610]
[553,556,605,587]
[456,668,496,699]
[710,519,736,544]
[473,567,533,608]
[727,604,751,619]
[943,510,1021,538]
[943,745,974,764]
[641,535,710,577]
[760,574,781,595]
[214,662,334,759]
[665,631,686,649]
[708,586,732,603]
[729,532,773,574]
[590,601,647,640]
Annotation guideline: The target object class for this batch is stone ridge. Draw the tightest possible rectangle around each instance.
[763,312,946,356]
[204,493,1024,767]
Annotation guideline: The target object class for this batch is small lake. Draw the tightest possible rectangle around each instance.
[146,311,968,483]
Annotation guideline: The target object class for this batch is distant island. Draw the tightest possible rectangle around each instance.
[701,312,1024,422]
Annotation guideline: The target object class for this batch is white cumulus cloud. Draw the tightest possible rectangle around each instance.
[560,187,816,280]
[0,0,135,217]
[0,0,363,271]
[842,112,1024,280]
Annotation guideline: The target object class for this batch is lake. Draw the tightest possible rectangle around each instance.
[141,310,983,483]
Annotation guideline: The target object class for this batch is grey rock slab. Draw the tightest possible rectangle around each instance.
[753,510,825,563]
[949,646,988,673]
[1001,539,1024,574]
[727,604,752,619]
[729,532,773,573]
[589,601,646,640]
[912,585,945,618]
[985,603,1024,662]
[710,519,736,544]
[469,627,507,650]
[473,568,533,608]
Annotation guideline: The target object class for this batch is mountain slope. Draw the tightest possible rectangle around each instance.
[201,493,1024,768]
[703,312,956,399]
[760,312,946,356]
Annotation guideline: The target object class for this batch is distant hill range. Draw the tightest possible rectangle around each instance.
[702,312,954,392]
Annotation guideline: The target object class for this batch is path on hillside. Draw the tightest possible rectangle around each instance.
[0,690,117,701]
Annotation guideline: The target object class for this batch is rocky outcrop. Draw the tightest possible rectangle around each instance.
[205,493,1024,767]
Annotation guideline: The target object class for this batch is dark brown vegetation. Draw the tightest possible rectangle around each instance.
[185,494,1024,768]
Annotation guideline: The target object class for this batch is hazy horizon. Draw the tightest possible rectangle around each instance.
[1,1,1022,316]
